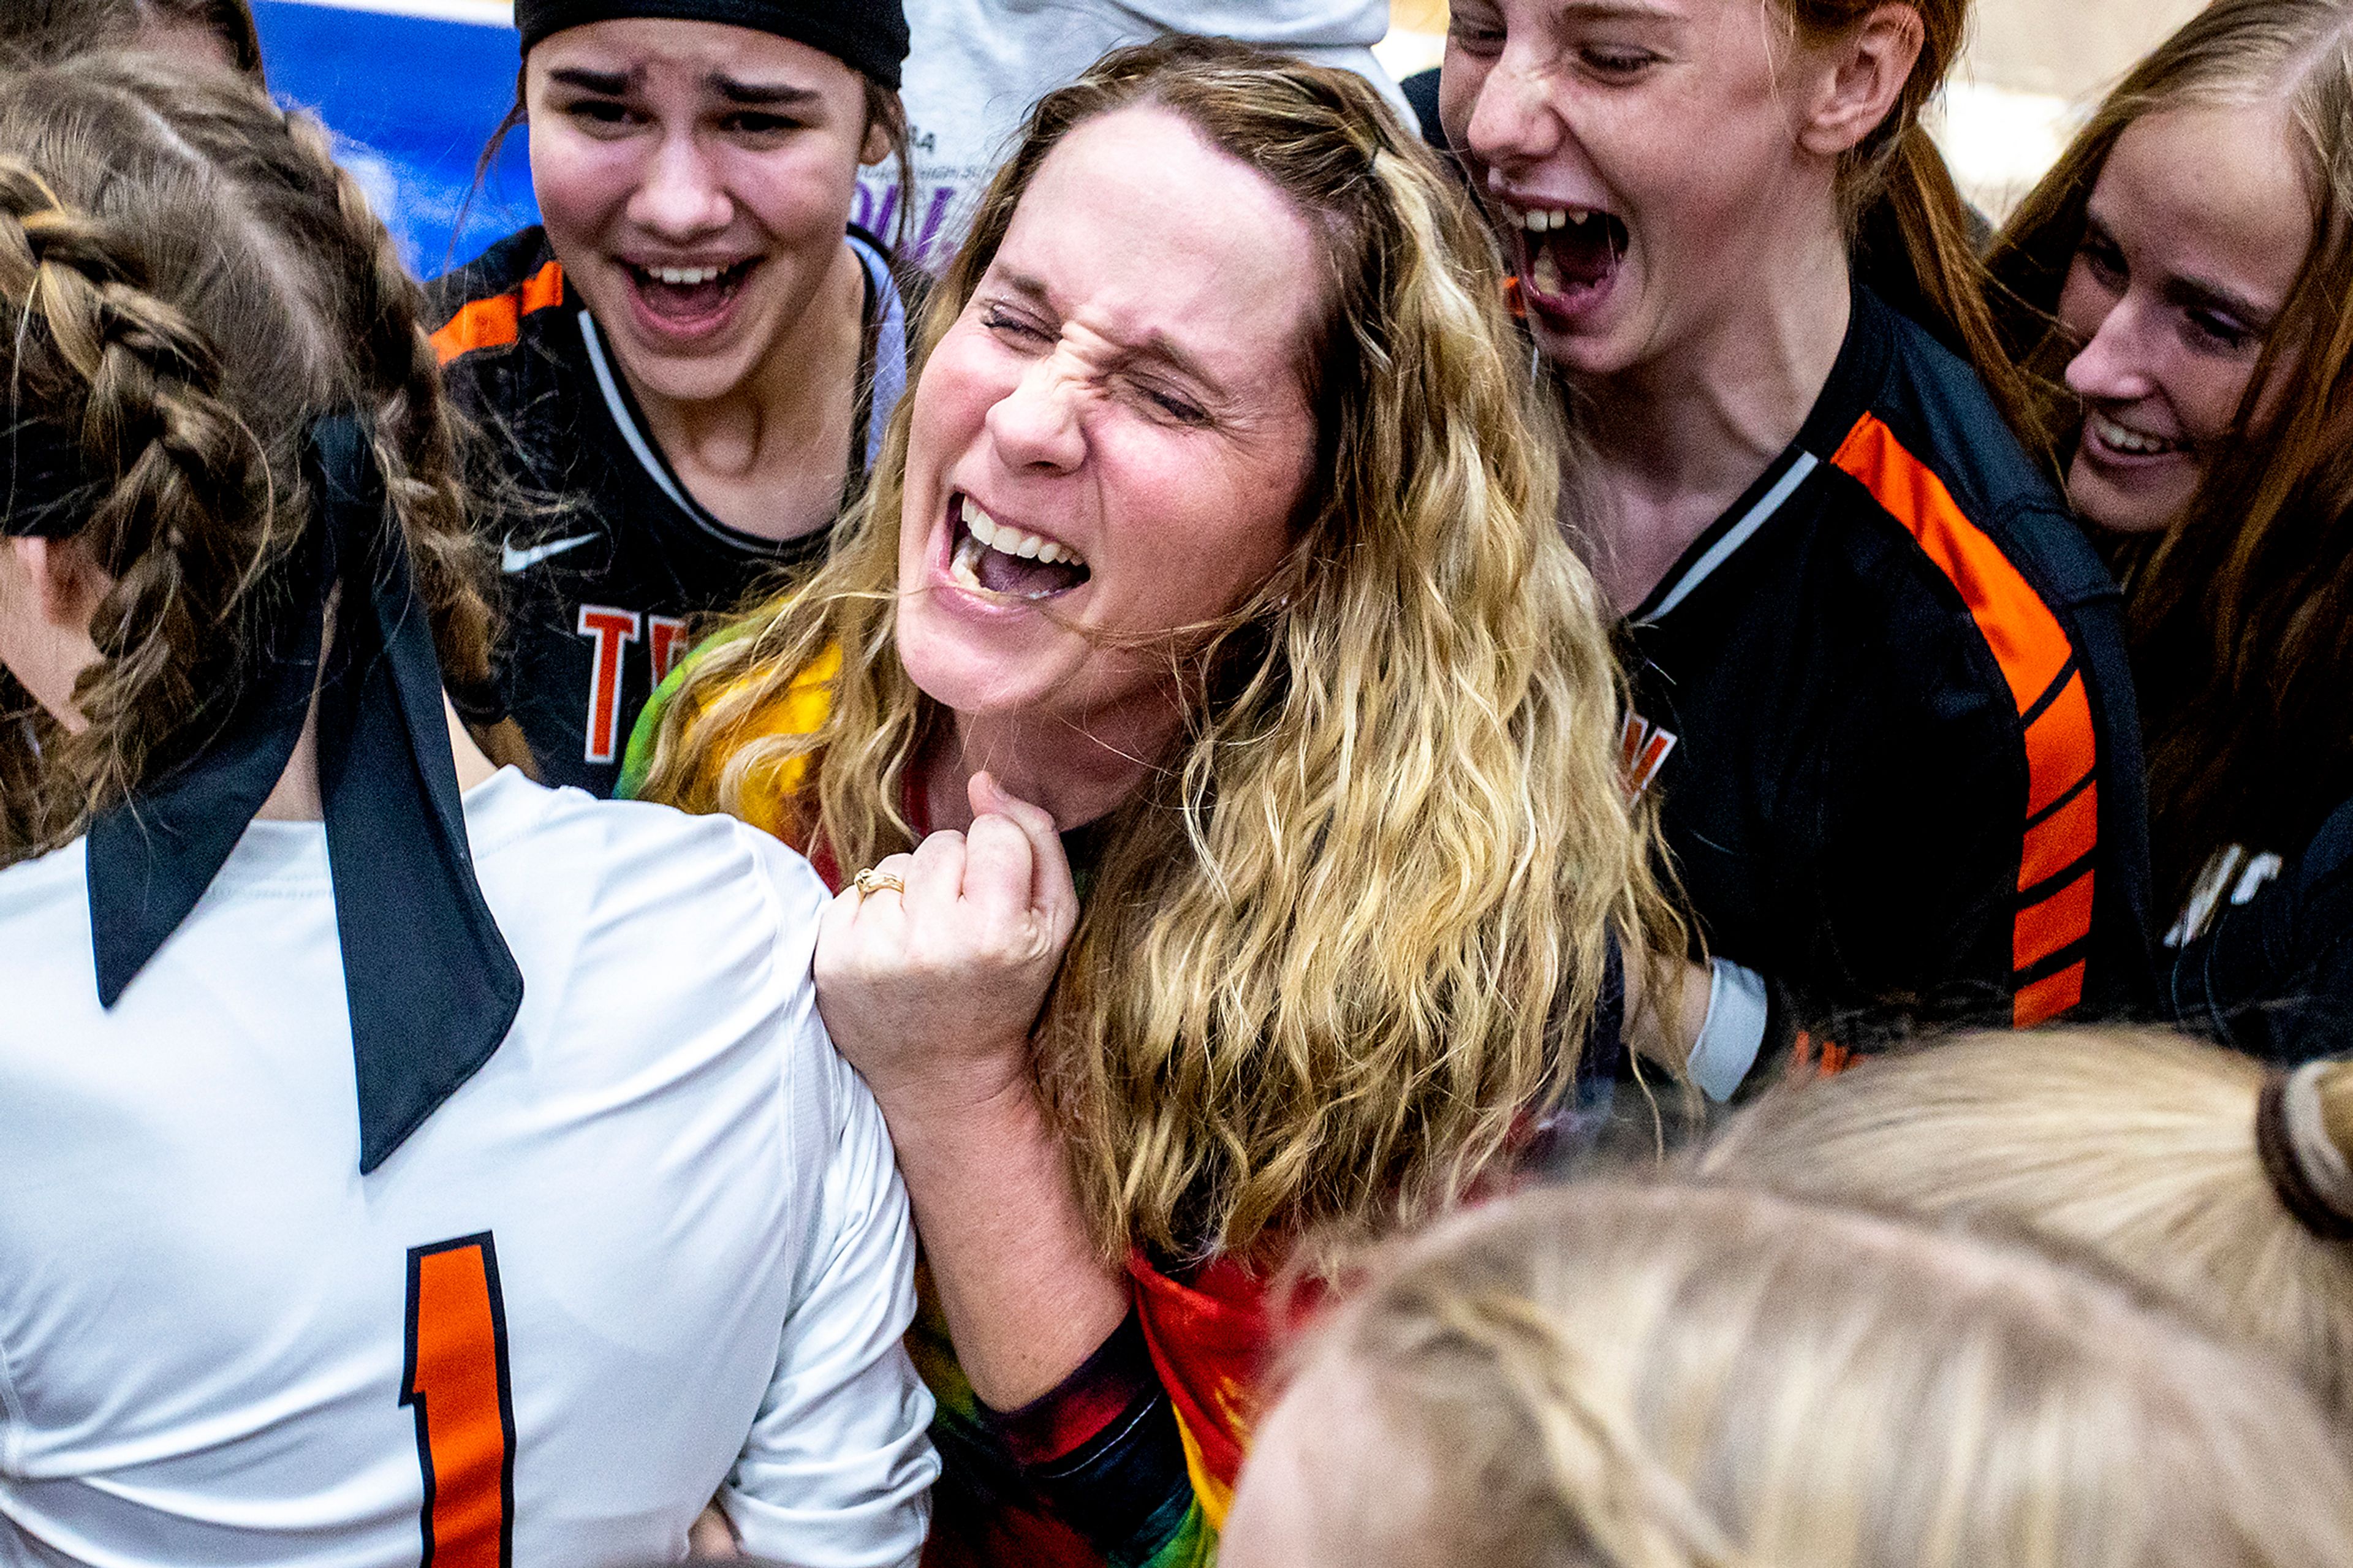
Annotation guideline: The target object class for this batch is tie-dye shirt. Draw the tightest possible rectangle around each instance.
[622,654,1623,1568]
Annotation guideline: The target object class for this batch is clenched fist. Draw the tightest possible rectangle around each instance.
[814,771,1082,1119]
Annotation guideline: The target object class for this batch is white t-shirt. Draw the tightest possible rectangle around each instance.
[857,0,1411,268]
[0,770,936,1568]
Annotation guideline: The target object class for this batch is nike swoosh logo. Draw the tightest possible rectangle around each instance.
[501,534,597,574]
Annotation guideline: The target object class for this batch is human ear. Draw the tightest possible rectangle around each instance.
[0,537,108,731]
[1798,4,1927,159]
[23,536,112,629]
[862,116,893,167]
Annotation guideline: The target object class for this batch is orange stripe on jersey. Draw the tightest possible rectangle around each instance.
[2015,865,2096,972]
[402,1235,515,1568]
[2015,960,2086,1026]
[431,260,564,365]
[2020,779,2097,892]
[1828,412,2098,1026]
[2023,671,2096,817]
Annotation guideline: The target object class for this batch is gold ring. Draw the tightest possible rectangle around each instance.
[854,867,906,898]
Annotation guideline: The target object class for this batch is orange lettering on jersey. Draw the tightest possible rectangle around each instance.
[577,605,643,766]
[402,1235,515,1568]
[648,615,692,689]
[1620,713,1678,798]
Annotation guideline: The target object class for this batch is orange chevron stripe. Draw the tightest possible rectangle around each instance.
[1829,413,2098,1026]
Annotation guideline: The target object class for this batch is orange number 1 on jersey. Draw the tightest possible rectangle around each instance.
[402,1234,517,1568]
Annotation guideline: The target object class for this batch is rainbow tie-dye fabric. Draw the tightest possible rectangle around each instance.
[625,654,1276,1568]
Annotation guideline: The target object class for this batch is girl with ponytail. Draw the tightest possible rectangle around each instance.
[1439,0,2154,1068]
[1222,1181,2353,1568]
[1701,1028,2353,1424]
[0,55,933,1562]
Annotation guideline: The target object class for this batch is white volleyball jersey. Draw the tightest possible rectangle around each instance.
[0,770,936,1568]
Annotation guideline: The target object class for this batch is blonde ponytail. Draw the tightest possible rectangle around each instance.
[1700,1028,2353,1422]
[1269,1181,2353,1568]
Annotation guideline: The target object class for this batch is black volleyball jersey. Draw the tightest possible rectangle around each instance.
[429,225,909,797]
[1623,286,2154,1046]
[2167,798,2353,1064]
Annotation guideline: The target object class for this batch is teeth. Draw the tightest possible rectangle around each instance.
[647,265,727,286]
[1531,250,1564,295]
[2090,413,2172,455]
[1510,204,1608,235]
[950,533,985,588]
[957,496,1086,569]
[961,496,998,548]
[1513,205,1598,233]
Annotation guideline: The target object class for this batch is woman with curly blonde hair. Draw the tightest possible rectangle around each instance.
[1222,1181,2353,1568]
[629,33,1692,1567]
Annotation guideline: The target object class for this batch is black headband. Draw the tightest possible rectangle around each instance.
[514,0,909,88]
[7,414,523,1174]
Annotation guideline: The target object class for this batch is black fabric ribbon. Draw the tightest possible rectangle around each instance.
[48,414,523,1173]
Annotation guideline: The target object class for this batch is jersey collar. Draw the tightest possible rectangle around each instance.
[1629,284,1895,625]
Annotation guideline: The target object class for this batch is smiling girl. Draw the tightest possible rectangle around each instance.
[430,0,913,795]
[1987,0,2353,1057]
[1441,0,2155,1066]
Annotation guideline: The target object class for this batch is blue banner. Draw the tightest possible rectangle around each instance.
[252,0,539,278]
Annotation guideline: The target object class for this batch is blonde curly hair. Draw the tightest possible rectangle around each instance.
[1243,1181,2353,1568]
[634,34,1684,1262]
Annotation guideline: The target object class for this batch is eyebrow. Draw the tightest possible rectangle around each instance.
[1550,0,1683,21]
[2083,213,2279,332]
[995,270,1235,398]
[544,66,822,109]
[549,66,631,94]
[709,75,822,107]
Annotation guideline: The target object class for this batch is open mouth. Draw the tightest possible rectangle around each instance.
[1507,203,1627,307]
[2082,411,2183,460]
[946,494,1091,601]
[626,259,758,323]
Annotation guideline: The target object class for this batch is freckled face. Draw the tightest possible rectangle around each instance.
[1439,0,1828,379]
[526,20,882,406]
[2057,102,2313,535]
[893,105,1322,732]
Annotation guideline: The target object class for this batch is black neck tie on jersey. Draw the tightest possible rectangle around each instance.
[15,414,524,1174]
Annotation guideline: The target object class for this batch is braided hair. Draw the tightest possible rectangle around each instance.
[1,0,263,77]
[0,54,507,863]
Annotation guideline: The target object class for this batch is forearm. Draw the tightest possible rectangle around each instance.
[882,1078,1130,1411]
